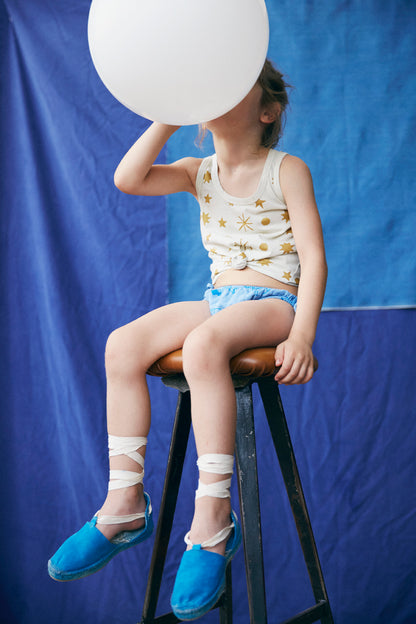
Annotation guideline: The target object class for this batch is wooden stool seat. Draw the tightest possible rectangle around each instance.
[141,348,333,624]
[148,347,318,380]
[147,346,278,378]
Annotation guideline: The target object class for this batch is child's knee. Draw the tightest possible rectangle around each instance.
[105,325,147,380]
[182,326,226,380]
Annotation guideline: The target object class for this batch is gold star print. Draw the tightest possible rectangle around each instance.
[255,199,266,208]
[203,171,212,183]
[280,242,294,254]
[201,212,210,225]
[282,271,292,281]
[204,194,212,204]
[257,258,272,266]
[295,277,300,285]
[206,233,211,242]
[281,210,290,223]
[218,218,227,228]
[232,240,252,252]
[210,248,217,255]
[237,214,253,232]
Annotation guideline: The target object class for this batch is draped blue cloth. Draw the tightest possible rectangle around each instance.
[167,1,416,309]
[1,2,415,624]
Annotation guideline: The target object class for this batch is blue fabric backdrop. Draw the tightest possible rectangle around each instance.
[1,2,415,624]
[167,1,416,309]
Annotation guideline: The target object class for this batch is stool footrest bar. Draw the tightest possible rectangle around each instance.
[141,591,230,624]
[142,614,180,624]
[278,600,331,624]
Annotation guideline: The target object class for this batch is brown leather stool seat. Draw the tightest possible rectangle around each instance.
[148,346,280,379]
[141,347,333,624]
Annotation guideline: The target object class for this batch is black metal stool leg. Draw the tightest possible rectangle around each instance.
[219,565,233,624]
[235,383,268,624]
[258,377,334,624]
[141,390,192,624]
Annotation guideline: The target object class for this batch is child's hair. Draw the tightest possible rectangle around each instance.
[258,59,291,149]
[196,59,291,149]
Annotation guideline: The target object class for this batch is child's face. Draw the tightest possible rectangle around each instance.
[206,83,265,132]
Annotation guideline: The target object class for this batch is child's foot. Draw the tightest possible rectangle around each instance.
[171,508,241,620]
[48,491,153,582]
[186,497,232,555]
[96,486,147,541]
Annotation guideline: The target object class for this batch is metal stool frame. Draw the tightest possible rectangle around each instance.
[140,353,334,624]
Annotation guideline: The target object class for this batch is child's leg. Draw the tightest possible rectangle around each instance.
[96,300,211,540]
[182,298,295,554]
[48,300,212,581]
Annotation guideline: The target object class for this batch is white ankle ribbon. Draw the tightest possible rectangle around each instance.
[108,469,143,490]
[108,435,147,466]
[107,435,147,491]
[195,453,234,500]
[184,521,234,549]
[197,454,234,475]
[96,510,148,526]
[195,478,232,499]
[97,435,149,526]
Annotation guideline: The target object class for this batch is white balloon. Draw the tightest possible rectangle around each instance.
[88,0,269,125]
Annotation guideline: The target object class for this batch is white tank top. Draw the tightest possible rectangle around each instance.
[196,149,300,286]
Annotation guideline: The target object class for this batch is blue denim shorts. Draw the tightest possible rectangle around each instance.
[203,284,297,315]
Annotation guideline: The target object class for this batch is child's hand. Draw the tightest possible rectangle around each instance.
[274,336,315,385]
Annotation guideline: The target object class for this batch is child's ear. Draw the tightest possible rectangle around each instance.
[260,102,281,124]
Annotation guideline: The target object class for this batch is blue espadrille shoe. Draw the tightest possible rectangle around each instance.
[170,510,241,621]
[48,491,153,581]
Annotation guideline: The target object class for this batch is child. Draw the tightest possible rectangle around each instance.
[48,59,327,621]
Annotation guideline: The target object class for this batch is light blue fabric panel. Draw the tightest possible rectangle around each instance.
[167,1,416,308]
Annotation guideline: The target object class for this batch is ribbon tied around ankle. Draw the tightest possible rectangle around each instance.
[195,453,234,500]
[108,434,147,491]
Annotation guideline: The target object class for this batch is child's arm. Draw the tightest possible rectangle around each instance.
[274,155,328,385]
[114,122,201,197]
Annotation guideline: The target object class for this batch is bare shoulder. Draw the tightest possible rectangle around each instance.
[280,154,315,198]
[278,155,318,219]
[281,154,312,181]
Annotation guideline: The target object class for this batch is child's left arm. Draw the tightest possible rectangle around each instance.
[274,155,327,385]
